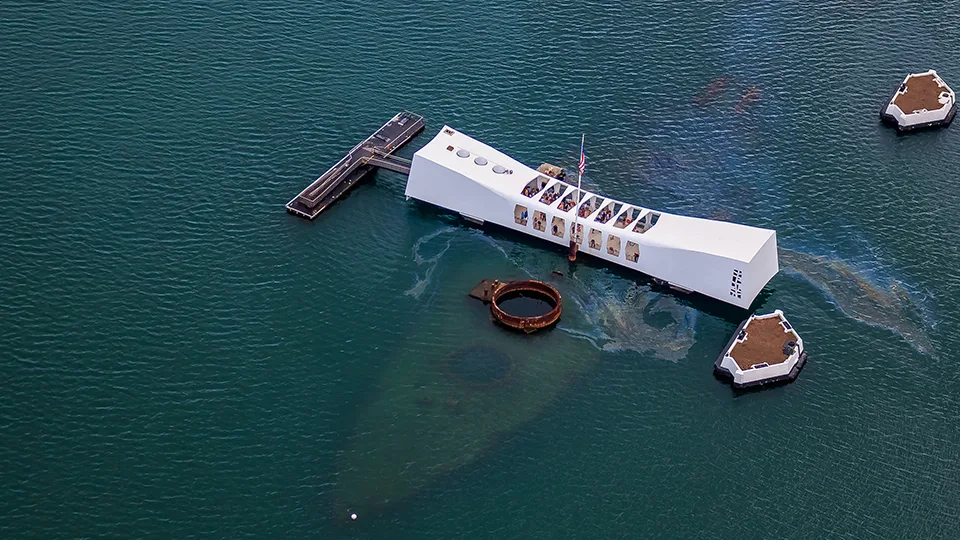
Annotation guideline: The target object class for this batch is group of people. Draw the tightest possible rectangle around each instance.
[521,185,542,198]
[594,208,614,223]
[633,216,650,232]
[539,189,559,205]
[533,216,545,232]
[516,209,529,226]
[531,190,624,225]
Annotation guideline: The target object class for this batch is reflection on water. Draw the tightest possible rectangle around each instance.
[780,248,934,354]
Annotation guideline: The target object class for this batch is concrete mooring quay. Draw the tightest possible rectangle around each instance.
[286,111,425,219]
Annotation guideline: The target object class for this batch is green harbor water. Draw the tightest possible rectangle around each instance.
[2,1,960,538]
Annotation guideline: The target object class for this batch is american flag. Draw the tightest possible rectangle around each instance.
[578,138,586,176]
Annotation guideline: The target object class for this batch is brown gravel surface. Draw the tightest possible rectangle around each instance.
[893,74,950,113]
[730,316,796,369]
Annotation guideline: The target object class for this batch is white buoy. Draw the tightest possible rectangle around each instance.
[350,513,357,521]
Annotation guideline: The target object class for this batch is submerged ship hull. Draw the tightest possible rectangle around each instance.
[332,228,702,519]
[333,259,599,518]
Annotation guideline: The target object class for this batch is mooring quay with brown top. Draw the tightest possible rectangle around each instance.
[726,316,793,370]
[880,70,956,132]
[714,310,807,389]
[892,73,948,113]
[286,112,425,219]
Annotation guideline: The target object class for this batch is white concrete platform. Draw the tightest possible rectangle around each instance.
[404,126,780,308]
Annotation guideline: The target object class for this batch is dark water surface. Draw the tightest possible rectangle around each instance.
[2,1,960,538]
[496,292,555,318]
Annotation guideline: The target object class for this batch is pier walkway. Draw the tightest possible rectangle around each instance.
[286,112,425,219]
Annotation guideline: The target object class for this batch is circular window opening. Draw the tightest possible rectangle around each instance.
[474,156,488,166]
[492,165,507,174]
[456,149,470,158]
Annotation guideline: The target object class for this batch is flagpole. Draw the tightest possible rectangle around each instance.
[568,133,585,262]
[576,133,584,197]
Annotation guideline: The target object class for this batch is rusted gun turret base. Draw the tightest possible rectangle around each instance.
[468,279,504,303]
[468,279,562,333]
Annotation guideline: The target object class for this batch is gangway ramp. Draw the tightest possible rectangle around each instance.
[286,112,425,220]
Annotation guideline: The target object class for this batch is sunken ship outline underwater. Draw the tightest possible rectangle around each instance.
[404,127,779,308]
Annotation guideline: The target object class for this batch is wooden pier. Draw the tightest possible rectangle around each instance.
[286,111,425,220]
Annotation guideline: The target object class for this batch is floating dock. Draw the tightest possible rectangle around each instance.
[286,112,425,219]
